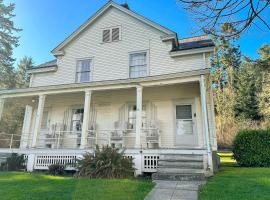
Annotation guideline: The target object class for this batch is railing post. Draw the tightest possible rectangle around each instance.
[9,134,14,149]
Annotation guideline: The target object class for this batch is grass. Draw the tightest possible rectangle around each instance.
[199,152,270,200]
[0,172,154,200]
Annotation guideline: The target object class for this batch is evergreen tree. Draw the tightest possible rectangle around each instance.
[211,24,241,147]
[0,0,21,89]
[16,56,33,88]
[234,61,261,120]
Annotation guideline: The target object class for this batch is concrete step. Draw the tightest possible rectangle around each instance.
[158,160,204,169]
[159,154,203,162]
[157,167,204,174]
[152,172,205,181]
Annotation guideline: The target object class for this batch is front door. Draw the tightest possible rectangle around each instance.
[175,102,197,147]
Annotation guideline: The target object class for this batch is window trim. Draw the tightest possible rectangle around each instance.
[128,50,149,78]
[75,58,94,83]
[101,25,122,43]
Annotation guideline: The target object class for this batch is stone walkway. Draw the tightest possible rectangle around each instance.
[145,180,205,200]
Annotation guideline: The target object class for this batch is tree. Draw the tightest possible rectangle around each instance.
[16,56,33,88]
[234,61,261,120]
[177,0,270,37]
[257,45,270,119]
[211,24,241,147]
[0,0,21,89]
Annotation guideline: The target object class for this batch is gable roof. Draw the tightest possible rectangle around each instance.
[52,1,176,56]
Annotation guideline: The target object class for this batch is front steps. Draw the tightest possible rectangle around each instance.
[152,154,206,181]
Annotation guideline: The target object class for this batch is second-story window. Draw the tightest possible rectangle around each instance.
[129,52,147,78]
[76,59,92,83]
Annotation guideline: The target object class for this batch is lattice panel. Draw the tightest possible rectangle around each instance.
[143,155,159,172]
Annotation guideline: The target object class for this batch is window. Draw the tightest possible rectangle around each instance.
[129,52,147,78]
[102,29,110,43]
[102,27,120,43]
[76,59,92,83]
[112,28,120,42]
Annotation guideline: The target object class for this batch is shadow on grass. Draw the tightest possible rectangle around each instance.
[0,172,154,200]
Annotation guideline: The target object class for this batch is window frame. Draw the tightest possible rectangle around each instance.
[75,58,93,83]
[128,50,149,78]
[101,26,122,43]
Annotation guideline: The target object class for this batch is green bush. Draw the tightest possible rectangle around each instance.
[48,164,65,176]
[1,153,26,171]
[76,146,134,178]
[233,129,270,167]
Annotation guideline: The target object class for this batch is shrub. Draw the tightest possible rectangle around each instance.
[48,164,65,176]
[233,129,270,167]
[76,146,134,178]
[2,153,26,171]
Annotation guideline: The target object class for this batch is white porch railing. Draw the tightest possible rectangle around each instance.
[0,128,160,150]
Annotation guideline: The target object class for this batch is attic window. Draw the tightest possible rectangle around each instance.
[102,29,110,43]
[102,27,121,43]
[112,28,120,42]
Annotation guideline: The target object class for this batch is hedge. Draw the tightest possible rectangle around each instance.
[233,129,270,167]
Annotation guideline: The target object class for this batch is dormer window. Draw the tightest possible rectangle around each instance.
[102,26,121,43]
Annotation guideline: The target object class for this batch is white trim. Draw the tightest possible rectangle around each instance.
[128,50,149,78]
[52,1,175,55]
[170,47,214,57]
[101,25,122,43]
[75,57,94,83]
[200,75,212,171]
[0,69,208,98]
[32,94,46,148]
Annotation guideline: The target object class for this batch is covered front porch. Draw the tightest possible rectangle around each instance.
[0,72,216,173]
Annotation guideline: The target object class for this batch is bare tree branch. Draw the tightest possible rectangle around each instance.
[177,0,270,37]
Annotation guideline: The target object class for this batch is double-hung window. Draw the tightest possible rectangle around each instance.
[76,59,92,83]
[129,52,147,78]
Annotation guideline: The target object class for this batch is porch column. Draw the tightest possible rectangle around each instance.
[80,89,92,149]
[0,98,5,122]
[21,105,33,149]
[200,75,212,171]
[135,86,143,148]
[32,94,46,148]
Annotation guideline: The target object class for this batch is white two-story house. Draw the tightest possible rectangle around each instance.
[0,1,217,179]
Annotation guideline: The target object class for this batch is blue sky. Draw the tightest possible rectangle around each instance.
[6,0,270,65]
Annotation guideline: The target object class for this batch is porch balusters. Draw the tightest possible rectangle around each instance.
[200,75,212,170]
[80,90,92,149]
[32,94,46,148]
[135,86,143,148]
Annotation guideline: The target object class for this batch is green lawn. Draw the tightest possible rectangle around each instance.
[0,172,154,200]
[199,152,270,200]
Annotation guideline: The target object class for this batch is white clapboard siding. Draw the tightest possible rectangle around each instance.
[31,7,208,87]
